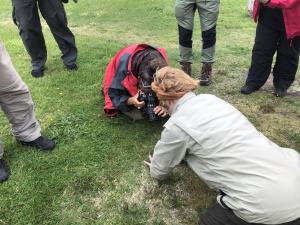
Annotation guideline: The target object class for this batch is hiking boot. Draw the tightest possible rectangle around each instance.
[240,85,258,95]
[0,159,9,183]
[19,136,56,151]
[65,63,78,71]
[274,87,287,97]
[31,66,45,78]
[180,62,192,76]
[199,63,212,86]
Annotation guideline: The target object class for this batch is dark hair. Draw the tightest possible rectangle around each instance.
[138,51,167,86]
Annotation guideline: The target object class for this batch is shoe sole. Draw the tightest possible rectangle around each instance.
[199,80,212,86]
[31,67,46,78]
[18,140,55,151]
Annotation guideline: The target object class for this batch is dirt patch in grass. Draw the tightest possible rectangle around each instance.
[261,74,300,96]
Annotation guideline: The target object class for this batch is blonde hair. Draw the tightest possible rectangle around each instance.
[151,66,199,105]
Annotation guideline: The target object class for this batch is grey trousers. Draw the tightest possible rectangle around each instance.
[175,0,220,63]
[0,42,41,158]
[12,0,77,70]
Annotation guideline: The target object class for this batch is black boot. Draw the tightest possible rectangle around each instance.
[274,87,287,97]
[0,159,9,183]
[240,84,259,95]
[31,66,46,78]
[65,63,78,71]
[19,136,56,151]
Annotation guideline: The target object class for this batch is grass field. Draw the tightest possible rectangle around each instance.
[0,0,299,224]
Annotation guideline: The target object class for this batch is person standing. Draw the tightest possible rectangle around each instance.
[12,0,78,77]
[146,66,300,225]
[0,42,55,182]
[241,0,300,97]
[175,0,220,86]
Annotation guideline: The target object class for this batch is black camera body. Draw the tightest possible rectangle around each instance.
[138,91,159,122]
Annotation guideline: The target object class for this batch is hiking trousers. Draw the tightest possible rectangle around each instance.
[175,0,220,64]
[0,42,41,158]
[12,0,77,70]
[246,7,300,90]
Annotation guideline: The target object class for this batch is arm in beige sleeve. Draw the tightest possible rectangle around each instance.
[150,126,187,180]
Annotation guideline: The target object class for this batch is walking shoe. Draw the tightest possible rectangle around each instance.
[0,159,9,183]
[240,85,258,95]
[19,136,56,151]
[199,63,212,86]
[274,88,287,97]
[65,63,78,71]
[180,62,191,76]
[31,67,45,78]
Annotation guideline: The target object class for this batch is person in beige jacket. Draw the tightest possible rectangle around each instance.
[145,66,300,225]
[0,42,55,182]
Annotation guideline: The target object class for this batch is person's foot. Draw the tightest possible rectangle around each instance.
[240,85,258,95]
[274,87,287,97]
[31,67,45,78]
[19,136,56,151]
[199,63,212,86]
[0,159,9,183]
[180,62,191,76]
[65,63,78,71]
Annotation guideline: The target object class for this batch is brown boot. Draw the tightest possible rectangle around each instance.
[199,63,212,86]
[180,62,192,76]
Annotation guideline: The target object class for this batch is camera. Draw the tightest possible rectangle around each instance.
[138,91,159,122]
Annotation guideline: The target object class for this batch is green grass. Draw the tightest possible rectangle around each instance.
[0,0,299,224]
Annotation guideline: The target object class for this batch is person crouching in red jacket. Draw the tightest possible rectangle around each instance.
[102,44,169,121]
[241,0,300,97]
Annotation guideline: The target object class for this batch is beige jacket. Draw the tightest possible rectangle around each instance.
[150,92,300,224]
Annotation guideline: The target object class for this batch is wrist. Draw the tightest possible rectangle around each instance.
[127,97,132,105]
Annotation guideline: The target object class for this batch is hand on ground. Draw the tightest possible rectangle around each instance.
[144,154,153,167]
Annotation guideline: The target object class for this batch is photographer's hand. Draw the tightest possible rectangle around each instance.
[127,93,145,109]
[154,106,169,117]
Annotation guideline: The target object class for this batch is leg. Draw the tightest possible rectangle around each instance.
[0,43,55,151]
[175,0,196,64]
[197,0,219,64]
[273,36,300,93]
[38,0,77,68]
[0,42,41,142]
[121,108,144,121]
[199,203,250,225]
[197,0,219,85]
[0,139,9,181]
[12,0,47,72]
[245,22,279,89]
[0,138,3,160]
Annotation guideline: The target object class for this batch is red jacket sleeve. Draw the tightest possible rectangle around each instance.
[267,0,299,8]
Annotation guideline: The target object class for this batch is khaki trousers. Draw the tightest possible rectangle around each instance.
[0,42,41,158]
[175,0,220,63]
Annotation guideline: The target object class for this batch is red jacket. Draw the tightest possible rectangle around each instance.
[253,0,300,39]
[102,44,168,116]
